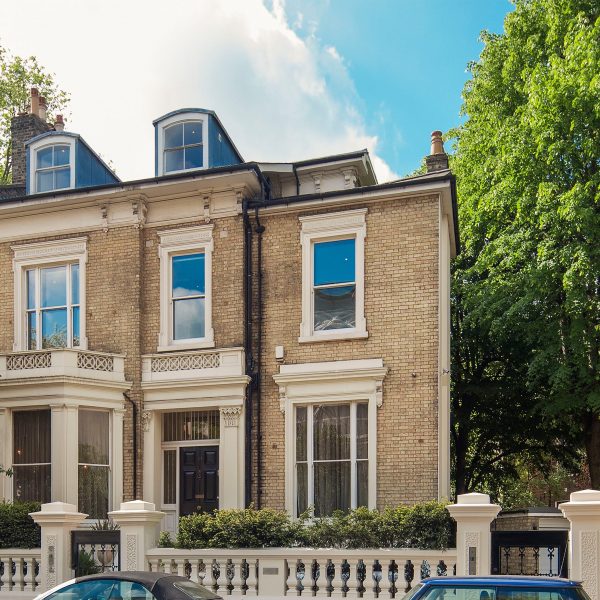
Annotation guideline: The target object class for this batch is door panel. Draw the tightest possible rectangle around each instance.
[179,446,219,516]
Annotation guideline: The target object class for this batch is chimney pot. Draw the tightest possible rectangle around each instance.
[30,87,40,117]
[54,114,65,132]
[430,130,444,155]
[425,129,449,173]
[39,97,47,122]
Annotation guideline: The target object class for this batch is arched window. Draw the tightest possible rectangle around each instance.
[163,121,203,173]
[35,144,71,192]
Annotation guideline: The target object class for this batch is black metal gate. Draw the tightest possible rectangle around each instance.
[491,530,568,578]
[71,530,120,577]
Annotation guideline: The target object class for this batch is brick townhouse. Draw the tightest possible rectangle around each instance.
[0,89,458,530]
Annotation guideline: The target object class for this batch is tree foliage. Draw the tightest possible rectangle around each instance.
[0,46,69,183]
[450,0,600,492]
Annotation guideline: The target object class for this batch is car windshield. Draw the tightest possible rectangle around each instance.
[172,580,221,600]
[45,579,156,600]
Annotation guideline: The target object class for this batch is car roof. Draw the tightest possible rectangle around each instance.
[75,572,175,586]
[422,576,581,588]
[72,572,221,600]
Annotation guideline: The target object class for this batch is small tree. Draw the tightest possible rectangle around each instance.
[0,46,70,183]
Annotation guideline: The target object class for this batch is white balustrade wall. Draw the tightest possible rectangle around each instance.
[145,548,457,598]
[0,550,41,599]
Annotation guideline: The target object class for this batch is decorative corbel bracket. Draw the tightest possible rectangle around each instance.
[141,410,152,432]
[375,381,383,408]
[131,196,148,229]
[100,205,109,233]
[203,195,211,223]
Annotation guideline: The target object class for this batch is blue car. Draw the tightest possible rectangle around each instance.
[403,576,590,600]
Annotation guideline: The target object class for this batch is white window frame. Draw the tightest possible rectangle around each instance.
[12,238,88,352]
[157,225,214,352]
[157,112,208,177]
[28,136,76,194]
[274,358,388,517]
[78,407,112,520]
[295,400,369,517]
[299,208,368,343]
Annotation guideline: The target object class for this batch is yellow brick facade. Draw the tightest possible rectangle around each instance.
[0,175,453,515]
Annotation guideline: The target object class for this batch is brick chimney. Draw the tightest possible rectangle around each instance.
[9,87,52,186]
[425,130,449,172]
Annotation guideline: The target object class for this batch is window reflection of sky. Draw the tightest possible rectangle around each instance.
[314,238,355,285]
[172,253,205,297]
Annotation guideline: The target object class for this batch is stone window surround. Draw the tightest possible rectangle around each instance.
[273,358,388,517]
[156,112,209,177]
[28,135,76,194]
[12,237,88,352]
[299,208,368,343]
[0,401,125,519]
[157,225,215,352]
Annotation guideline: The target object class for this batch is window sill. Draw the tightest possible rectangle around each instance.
[298,330,368,344]
[157,338,215,353]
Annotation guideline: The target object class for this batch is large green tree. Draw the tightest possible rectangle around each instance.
[0,46,69,183]
[451,0,600,488]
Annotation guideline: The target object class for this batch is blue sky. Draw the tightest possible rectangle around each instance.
[1,0,513,182]
[282,0,512,176]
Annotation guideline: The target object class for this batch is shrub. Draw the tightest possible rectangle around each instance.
[177,507,303,549]
[158,530,173,548]
[176,501,454,550]
[0,501,41,548]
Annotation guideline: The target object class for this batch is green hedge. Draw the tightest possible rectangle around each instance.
[0,501,41,548]
[177,501,454,550]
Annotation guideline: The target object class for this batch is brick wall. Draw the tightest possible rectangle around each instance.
[256,195,441,509]
[0,188,443,509]
[10,114,51,186]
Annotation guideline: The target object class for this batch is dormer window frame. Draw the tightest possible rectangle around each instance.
[28,136,76,194]
[156,112,209,177]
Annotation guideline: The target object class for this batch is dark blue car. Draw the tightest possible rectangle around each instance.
[403,576,590,600]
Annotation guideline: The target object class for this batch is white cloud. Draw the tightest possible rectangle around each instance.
[0,0,396,183]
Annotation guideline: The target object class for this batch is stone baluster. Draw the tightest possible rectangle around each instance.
[420,560,431,582]
[174,558,186,577]
[214,560,226,595]
[245,558,258,596]
[346,558,359,599]
[6,556,14,590]
[230,558,244,596]
[330,558,345,598]
[310,559,321,597]
[23,557,34,591]
[15,557,25,590]
[286,559,299,595]
[208,559,219,593]
[189,559,199,584]
[361,558,376,600]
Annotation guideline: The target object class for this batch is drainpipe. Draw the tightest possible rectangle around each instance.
[122,391,138,499]
[242,200,254,508]
[254,206,265,509]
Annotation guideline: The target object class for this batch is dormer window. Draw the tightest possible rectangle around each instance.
[164,121,203,173]
[36,144,71,192]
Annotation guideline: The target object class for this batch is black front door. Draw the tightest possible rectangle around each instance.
[179,446,219,516]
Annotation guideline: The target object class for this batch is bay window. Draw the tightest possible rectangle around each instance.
[78,410,110,519]
[12,409,51,503]
[296,402,368,517]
